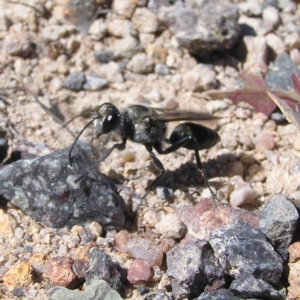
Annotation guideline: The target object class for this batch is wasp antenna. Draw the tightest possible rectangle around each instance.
[61,112,97,129]
[68,115,100,166]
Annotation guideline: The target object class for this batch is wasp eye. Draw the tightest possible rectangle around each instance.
[102,113,119,133]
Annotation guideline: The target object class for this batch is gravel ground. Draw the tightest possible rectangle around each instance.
[0,0,300,299]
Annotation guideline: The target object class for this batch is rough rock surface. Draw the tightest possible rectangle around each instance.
[209,220,283,284]
[166,240,224,299]
[0,141,125,229]
[260,194,298,261]
[49,279,123,300]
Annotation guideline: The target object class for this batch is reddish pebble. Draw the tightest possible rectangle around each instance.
[43,257,82,289]
[127,259,153,284]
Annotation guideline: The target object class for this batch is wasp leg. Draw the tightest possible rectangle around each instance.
[154,137,217,199]
[142,144,165,199]
[74,138,127,183]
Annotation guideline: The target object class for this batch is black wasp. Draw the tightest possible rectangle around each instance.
[68,103,220,199]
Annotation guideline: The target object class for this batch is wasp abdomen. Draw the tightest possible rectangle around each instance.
[169,123,220,151]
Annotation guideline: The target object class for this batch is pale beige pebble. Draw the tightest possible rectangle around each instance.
[229,175,259,207]
[254,131,275,153]
[49,77,63,93]
[98,61,124,83]
[142,209,160,227]
[242,35,268,74]
[42,24,74,42]
[182,63,217,92]
[86,221,103,237]
[113,0,138,18]
[247,163,266,182]
[171,74,182,90]
[217,183,235,200]
[127,52,154,74]
[3,31,33,57]
[226,161,244,177]
[132,7,158,33]
[155,214,187,239]
[262,6,280,28]
[148,45,168,65]
[146,89,164,102]
[235,107,253,119]
[290,49,300,66]
[88,19,107,40]
[263,119,277,131]
[112,36,141,59]
[221,135,238,151]
[114,230,131,253]
[139,33,156,48]
[238,134,255,150]
[265,153,300,195]
[206,100,229,114]
[284,33,300,51]
[265,33,286,56]
[253,152,266,161]
[14,58,32,78]
[264,150,279,166]
[107,18,137,37]
[239,1,262,16]
[0,209,16,237]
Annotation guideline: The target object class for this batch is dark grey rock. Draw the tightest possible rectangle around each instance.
[166,240,225,299]
[94,50,114,64]
[259,194,298,261]
[230,274,285,300]
[0,141,125,229]
[83,73,108,91]
[63,72,85,91]
[162,0,240,56]
[84,248,126,296]
[142,290,174,300]
[209,220,283,284]
[49,279,123,300]
[195,289,241,300]
[265,53,300,91]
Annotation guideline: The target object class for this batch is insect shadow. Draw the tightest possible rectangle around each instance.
[66,103,221,203]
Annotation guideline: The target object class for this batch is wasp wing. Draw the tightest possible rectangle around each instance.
[152,109,218,122]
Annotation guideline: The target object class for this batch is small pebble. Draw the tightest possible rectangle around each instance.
[83,73,108,91]
[155,214,187,239]
[63,72,85,91]
[154,64,170,75]
[126,238,164,267]
[94,50,114,64]
[127,259,153,284]
[229,176,259,207]
[254,131,275,153]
